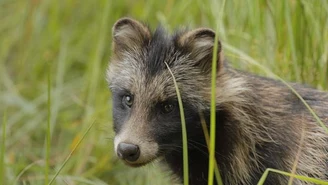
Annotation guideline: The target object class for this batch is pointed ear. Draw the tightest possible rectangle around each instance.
[112,18,151,57]
[178,28,223,73]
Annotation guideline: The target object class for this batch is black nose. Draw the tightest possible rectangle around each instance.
[117,143,140,162]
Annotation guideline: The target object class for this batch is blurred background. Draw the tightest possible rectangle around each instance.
[1,0,327,184]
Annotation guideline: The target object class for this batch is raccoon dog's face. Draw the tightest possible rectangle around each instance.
[107,18,223,167]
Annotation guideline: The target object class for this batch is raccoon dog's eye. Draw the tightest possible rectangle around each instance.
[160,102,175,114]
[122,95,133,107]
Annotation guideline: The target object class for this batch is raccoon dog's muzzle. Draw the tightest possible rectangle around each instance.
[114,126,159,167]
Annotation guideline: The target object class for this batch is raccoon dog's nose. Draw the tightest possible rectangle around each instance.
[117,143,140,162]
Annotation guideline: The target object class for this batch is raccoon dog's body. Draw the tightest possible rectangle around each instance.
[107,18,328,185]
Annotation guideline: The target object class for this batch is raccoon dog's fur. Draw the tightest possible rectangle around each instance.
[106,18,328,185]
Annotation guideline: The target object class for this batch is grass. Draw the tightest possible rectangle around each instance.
[199,112,223,185]
[45,57,51,185]
[165,62,189,185]
[208,18,219,185]
[208,1,227,184]
[1,0,328,185]
[0,110,6,185]
[258,168,328,185]
[48,120,96,185]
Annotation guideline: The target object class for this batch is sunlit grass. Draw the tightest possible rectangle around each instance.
[257,168,328,185]
[12,160,43,185]
[165,62,189,185]
[199,112,223,185]
[45,59,51,185]
[208,0,225,184]
[208,22,219,185]
[0,110,6,185]
[49,120,96,185]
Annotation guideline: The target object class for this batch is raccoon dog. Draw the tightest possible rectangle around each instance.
[106,18,328,185]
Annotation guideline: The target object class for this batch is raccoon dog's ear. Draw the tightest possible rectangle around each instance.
[178,28,223,74]
[112,18,151,57]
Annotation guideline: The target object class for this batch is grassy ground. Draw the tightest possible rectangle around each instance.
[1,0,327,184]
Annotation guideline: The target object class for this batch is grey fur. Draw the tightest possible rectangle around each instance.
[107,18,328,185]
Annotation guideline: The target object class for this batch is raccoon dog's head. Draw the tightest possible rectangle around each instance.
[107,18,224,167]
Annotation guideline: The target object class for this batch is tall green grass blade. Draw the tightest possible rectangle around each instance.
[164,62,189,185]
[51,36,69,137]
[257,168,270,185]
[258,168,328,185]
[284,0,300,81]
[45,61,51,185]
[199,112,223,185]
[0,110,7,185]
[48,120,96,185]
[208,0,225,184]
[208,26,219,185]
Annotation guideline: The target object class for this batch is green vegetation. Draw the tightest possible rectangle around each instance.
[165,62,189,185]
[258,168,328,185]
[1,0,327,184]
[208,0,224,183]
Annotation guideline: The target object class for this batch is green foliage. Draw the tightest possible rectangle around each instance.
[165,62,189,185]
[257,168,328,185]
[0,0,327,184]
[208,1,225,184]
[0,110,6,185]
